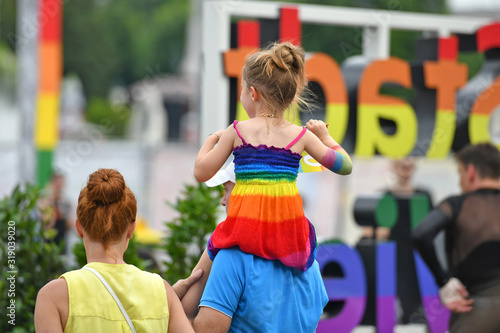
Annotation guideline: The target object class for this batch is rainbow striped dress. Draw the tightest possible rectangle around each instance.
[207,121,316,271]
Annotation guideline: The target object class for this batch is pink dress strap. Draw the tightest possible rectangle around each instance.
[285,127,307,150]
[233,120,247,145]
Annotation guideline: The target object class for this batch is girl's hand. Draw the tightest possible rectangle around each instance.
[306,119,330,142]
[210,129,225,142]
[214,129,225,139]
[195,124,234,183]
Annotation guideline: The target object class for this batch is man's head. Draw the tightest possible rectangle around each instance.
[455,143,500,193]
[206,162,236,213]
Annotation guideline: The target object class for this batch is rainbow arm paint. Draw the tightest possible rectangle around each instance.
[321,145,353,175]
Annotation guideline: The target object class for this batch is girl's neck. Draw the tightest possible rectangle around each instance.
[256,113,282,119]
[255,111,284,119]
[255,112,287,134]
[83,237,128,265]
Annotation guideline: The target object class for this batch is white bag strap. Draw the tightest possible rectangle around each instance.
[82,266,138,333]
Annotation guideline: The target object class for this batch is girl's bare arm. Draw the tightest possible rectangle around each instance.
[303,119,352,175]
[194,126,236,182]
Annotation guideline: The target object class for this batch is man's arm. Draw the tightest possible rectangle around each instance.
[412,208,452,287]
[194,307,232,332]
[164,280,195,333]
[413,208,475,312]
[193,249,246,333]
[172,269,203,300]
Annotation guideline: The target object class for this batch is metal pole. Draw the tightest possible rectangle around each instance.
[17,0,38,185]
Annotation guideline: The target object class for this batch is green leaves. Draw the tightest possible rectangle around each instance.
[0,184,65,332]
[85,97,132,138]
[62,0,189,98]
[161,183,223,283]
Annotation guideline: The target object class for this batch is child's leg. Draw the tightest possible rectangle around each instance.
[181,249,213,318]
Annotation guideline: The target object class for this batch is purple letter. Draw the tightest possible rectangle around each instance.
[317,243,367,333]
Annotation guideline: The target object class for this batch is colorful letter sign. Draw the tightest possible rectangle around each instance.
[222,11,500,162]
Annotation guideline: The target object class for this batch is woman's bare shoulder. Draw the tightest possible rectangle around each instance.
[38,278,68,300]
[35,278,68,332]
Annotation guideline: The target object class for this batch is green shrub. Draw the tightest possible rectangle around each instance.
[0,185,65,332]
[86,97,131,138]
[161,183,223,283]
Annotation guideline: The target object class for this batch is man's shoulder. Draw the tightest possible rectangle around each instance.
[215,248,292,273]
[441,193,463,204]
[213,248,254,274]
[437,193,467,220]
[216,247,251,261]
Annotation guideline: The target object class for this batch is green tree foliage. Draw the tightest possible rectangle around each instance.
[0,0,16,52]
[162,183,223,284]
[0,44,16,99]
[63,2,123,98]
[0,185,65,332]
[63,0,189,98]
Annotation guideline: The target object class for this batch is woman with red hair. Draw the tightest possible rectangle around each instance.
[35,168,195,332]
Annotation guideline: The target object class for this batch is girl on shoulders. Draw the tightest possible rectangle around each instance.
[183,42,352,318]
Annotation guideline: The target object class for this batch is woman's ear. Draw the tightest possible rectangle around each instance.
[127,220,137,239]
[250,86,259,102]
[75,219,84,239]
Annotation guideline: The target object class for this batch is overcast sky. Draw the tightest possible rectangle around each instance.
[448,0,500,12]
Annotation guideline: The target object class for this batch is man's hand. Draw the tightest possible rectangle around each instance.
[172,269,203,300]
[439,277,473,313]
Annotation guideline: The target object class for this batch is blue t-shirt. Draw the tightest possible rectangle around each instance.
[200,247,328,333]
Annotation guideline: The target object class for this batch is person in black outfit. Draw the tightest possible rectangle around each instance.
[413,143,500,333]
[387,158,433,324]
[357,158,432,325]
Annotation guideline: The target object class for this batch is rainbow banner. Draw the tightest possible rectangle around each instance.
[34,0,63,187]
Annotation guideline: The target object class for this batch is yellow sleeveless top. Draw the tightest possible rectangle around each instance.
[60,262,169,332]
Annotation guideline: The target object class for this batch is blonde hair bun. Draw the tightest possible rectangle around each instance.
[243,42,308,114]
[270,42,302,72]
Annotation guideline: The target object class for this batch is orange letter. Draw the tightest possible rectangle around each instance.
[305,53,349,144]
[356,58,417,158]
[469,77,500,148]
[424,60,467,158]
